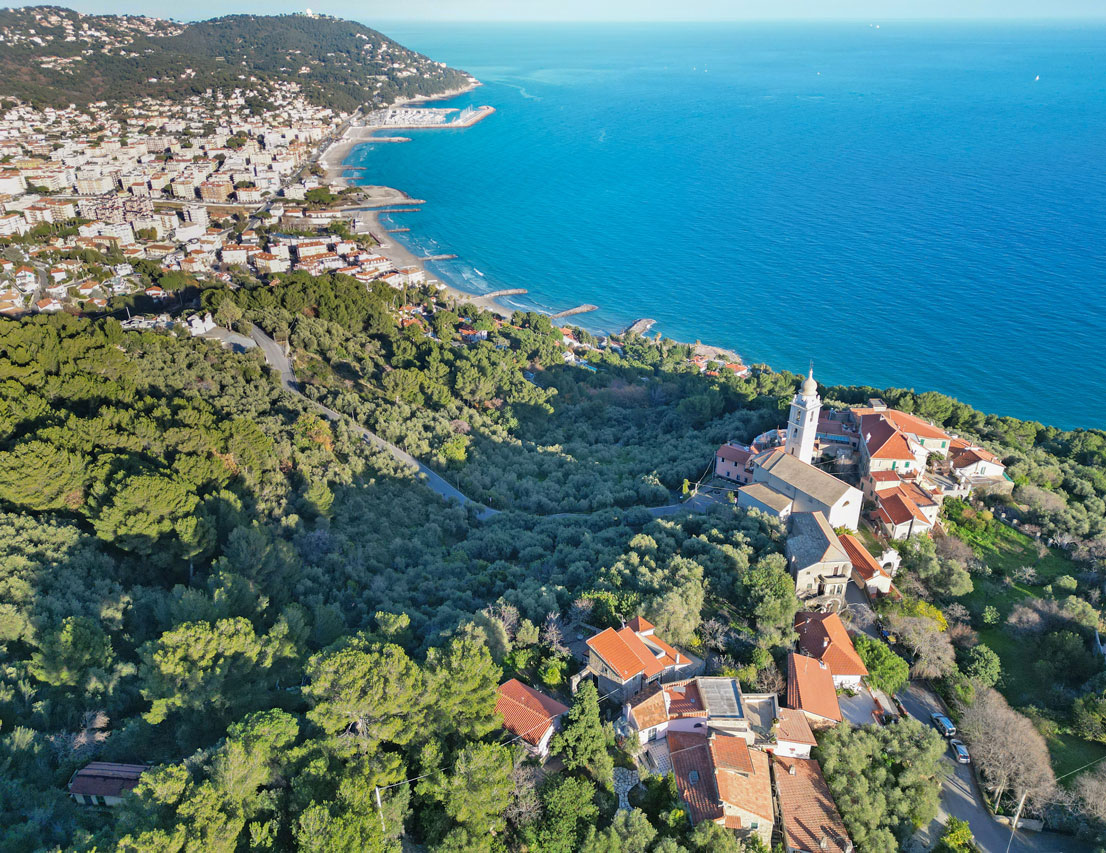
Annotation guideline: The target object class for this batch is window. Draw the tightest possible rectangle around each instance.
[750,821,759,831]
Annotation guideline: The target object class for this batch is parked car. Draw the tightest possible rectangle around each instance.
[950,739,971,764]
[931,712,956,737]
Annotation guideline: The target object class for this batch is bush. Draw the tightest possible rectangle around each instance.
[855,635,910,696]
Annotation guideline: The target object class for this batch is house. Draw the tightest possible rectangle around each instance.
[786,652,841,728]
[774,756,854,853]
[738,482,794,519]
[874,484,936,540]
[949,438,1007,481]
[624,678,709,744]
[581,616,699,702]
[793,612,868,690]
[857,412,924,476]
[144,285,170,300]
[15,266,38,291]
[715,443,757,484]
[35,298,64,313]
[495,679,569,758]
[838,533,892,596]
[185,313,216,336]
[748,449,862,530]
[669,731,774,848]
[786,512,851,611]
[67,762,148,806]
[773,708,818,759]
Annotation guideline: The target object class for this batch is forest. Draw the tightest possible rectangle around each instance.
[0,7,471,110]
[3,265,1106,850]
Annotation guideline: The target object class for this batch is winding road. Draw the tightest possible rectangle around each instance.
[248,325,499,520]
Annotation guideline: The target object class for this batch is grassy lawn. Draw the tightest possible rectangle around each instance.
[948,516,1102,778]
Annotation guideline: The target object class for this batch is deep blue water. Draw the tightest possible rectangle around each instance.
[345,23,1106,429]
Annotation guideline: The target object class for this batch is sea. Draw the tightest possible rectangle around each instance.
[343,23,1106,430]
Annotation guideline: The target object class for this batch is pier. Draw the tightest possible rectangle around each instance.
[625,318,657,335]
[483,288,528,298]
[420,254,458,261]
[375,207,422,214]
[386,228,410,233]
[550,304,598,320]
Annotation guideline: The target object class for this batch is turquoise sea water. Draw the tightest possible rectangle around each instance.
[344,23,1106,429]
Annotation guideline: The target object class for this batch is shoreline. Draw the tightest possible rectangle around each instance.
[330,83,747,367]
[320,80,484,185]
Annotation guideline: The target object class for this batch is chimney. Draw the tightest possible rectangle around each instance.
[788,764,796,776]
[823,637,829,650]
[820,837,830,850]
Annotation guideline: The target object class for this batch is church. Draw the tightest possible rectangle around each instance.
[717,367,863,531]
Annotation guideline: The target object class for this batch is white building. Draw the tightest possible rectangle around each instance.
[784,366,821,465]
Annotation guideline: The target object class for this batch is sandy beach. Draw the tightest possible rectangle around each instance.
[358,209,514,319]
[320,81,483,185]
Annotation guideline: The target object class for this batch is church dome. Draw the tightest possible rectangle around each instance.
[801,368,817,396]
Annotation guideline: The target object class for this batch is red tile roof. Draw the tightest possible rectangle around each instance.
[787,652,842,723]
[951,445,1002,468]
[626,615,654,633]
[587,627,645,680]
[839,534,888,584]
[794,612,868,678]
[715,743,773,826]
[669,732,724,824]
[860,414,916,461]
[776,707,818,746]
[617,626,665,678]
[774,756,853,853]
[709,732,754,774]
[878,487,931,527]
[716,444,754,465]
[495,679,569,746]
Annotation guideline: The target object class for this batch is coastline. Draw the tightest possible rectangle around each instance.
[330,82,747,367]
[320,80,484,185]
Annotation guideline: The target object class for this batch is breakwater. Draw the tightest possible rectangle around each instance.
[550,304,598,319]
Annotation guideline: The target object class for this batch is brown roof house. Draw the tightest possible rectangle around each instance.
[786,652,841,729]
[794,612,868,690]
[786,512,852,612]
[774,755,854,853]
[68,762,148,806]
[669,731,774,848]
[495,679,569,758]
[580,617,701,702]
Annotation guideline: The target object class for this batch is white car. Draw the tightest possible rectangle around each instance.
[949,739,971,764]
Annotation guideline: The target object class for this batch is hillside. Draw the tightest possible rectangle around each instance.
[0,6,472,110]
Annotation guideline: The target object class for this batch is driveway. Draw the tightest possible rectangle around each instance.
[897,683,1089,853]
[843,581,881,640]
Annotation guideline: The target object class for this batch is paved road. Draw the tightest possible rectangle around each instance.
[897,683,1088,853]
[247,324,710,524]
[248,324,498,519]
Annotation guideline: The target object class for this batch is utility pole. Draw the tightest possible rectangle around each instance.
[1004,790,1028,853]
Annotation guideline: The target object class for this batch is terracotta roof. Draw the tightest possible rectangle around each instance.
[626,615,654,633]
[715,743,773,825]
[586,625,671,681]
[951,445,1002,469]
[642,631,683,665]
[861,414,916,461]
[618,627,665,677]
[774,756,853,853]
[709,732,754,775]
[628,684,669,730]
[794,612,868,678]
[883,409,950,441]
[587,627,644,680]
[716,444,754,465]
[68,762,148,798]
[839,534,888,584]
[495,679,569,746]
[868,470,901,483]
[669,732,724,824]
[878,487,931,527]
[786,652,841,723]
[776,707,818,746]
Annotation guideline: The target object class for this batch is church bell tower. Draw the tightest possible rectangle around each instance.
[784,365,821,465]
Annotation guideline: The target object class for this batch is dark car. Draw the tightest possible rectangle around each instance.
[931,712,956,737]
